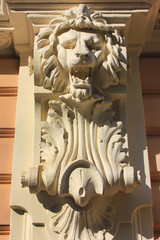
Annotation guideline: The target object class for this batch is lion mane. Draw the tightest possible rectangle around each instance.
[36,4,124,95]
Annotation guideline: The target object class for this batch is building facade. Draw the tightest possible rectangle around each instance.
[0,0,160,239]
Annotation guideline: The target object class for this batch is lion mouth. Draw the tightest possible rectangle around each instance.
[70,67,92,88]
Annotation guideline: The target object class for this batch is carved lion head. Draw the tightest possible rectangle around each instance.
[36,4,125,101]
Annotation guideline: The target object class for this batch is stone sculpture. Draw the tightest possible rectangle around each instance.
[22,4,140,240]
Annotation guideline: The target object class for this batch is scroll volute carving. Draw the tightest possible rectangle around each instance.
[22,4,140,239]
[0,31,12,49]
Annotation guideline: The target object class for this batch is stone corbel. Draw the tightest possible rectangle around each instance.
[21,4,141,239]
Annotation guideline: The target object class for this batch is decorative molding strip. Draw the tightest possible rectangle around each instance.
[153,223,160,232]
[0,87,18,97]
[150,171,160,183]
[146,127,160,136]
[0,174,12,184]
[142,86,160,94]
[0,128,15,138]
[0,225,10,235]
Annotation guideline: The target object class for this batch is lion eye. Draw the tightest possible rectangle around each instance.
[88,43,102,51]
[63,41,76,49]
[93,46,101,51]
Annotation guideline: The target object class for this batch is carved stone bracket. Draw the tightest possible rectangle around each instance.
[0,31,12,49]
[154,18,160,30]
[21,4,140,240]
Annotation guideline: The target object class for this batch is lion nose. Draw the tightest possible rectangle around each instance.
[75,52,90,58]
[74,45,91,60]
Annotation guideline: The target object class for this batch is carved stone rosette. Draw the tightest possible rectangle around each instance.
[22,4,140,240]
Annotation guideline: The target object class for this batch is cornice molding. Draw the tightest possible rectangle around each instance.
[0,0,159,56]
[5,0,153,11]
[0,0,9,21]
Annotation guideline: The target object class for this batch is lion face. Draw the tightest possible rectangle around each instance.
[57,29,105,101]
[36,5,124,99]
